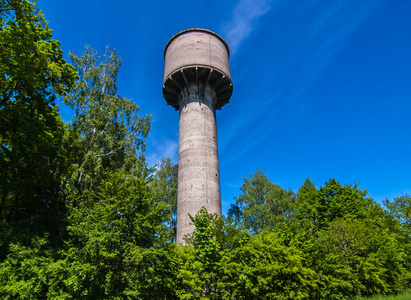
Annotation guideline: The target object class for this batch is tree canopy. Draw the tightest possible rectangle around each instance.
[0,0,77,260]
[228,169,295,233]
[0,1,410,298]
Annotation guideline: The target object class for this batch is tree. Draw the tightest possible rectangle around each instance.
[0,238,64,299]
[384,194,411,288]
[295,178,374,230]
[308,218,410,299]
[295,178,319,227]
[0,0,76,107]
[384,194,411,233]
[228,169,295,233]
[62,170,169,298]
[218,231,318,299]
[0,0,76,260]
[176,207,248,298]
[149,157,178,243]
[177,207,223,298]
[178,207,319,299]
[62,46,152,196]
[51,46,166,297]
[0,41,176,298]
[0,171,176,299]
[292,179,410,298]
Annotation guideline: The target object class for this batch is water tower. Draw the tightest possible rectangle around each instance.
[163,28,233,244]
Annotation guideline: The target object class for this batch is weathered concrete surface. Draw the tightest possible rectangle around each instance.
[162,28,232,244]
[177,82,221,243]
[163,28,231,82]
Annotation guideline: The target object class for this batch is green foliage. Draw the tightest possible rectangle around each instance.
[175,177,411,300]
[278,178,411,299]
[68,170,166,249]
[0,238,52,299]
[0,0,76,260]
[0,0,76,106]
[63,46,152,194]
[178,208,318,299]
[123,246,179,299]
[295,178,319,226]
[296,178,374,230]
[60,170,170,298]
[178,207,223,298]
[229,169,295,233]
[384,194,411,233]
[383,194,411,288]
[219,230,318,299]
[149,158,178,243]
[311,220,377,298]
[190,207,222,269]
[294,181,410,299]
[0,170,174,299]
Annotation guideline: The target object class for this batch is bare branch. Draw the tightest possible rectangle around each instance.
[95,146,123,157]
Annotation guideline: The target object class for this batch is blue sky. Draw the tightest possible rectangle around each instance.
[38,0,411,213]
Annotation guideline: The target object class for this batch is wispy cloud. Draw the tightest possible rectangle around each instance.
[219,0,387,165]
[222,0,272,55]
[146,138,178,168]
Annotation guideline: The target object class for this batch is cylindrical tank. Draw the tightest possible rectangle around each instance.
[163,28,231,81]
[163,28,233,110]
[162,29,233,244]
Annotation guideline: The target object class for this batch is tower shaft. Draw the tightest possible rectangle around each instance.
[177,82,221,244]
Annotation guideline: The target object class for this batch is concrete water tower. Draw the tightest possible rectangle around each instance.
[162,28,233,244]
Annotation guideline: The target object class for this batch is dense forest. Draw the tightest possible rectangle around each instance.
[1,1,410,299]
